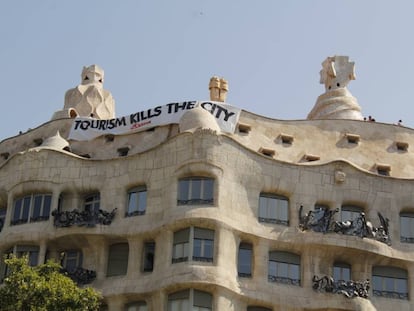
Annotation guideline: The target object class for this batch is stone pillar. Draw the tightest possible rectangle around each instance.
[150,290,166,311]
[215,294,236,310]
[38,240,48,264]
[254,238,269,280]
[156,229,172,272]
[127,236,142,278]
[86,236,107,280]
[216,227,237,278]
[107,295,125,311]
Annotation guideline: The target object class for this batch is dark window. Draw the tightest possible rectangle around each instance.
[107,243,129,277]
[178,177,214,205]
[126,186,147,217]
[333,262,351,281]
[259,193,289,225]
[400,212,414,243]
[172,227,215,264]
[341,205,363,222]
[372,266,408,300]
[11,194,51,225]
[84,193,100,213]
[193,228,214,262]
[143,241,155,272]
[16,245,39,266]
[0,207,6,232]
[168,289,212,311]
[268,251,300,286]
[238,242,253,277]
[61,250,83,273]
[125,301,147,311]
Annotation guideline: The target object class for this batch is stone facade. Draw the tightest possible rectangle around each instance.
[0,61,413,311]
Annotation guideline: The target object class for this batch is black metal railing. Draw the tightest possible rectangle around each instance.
[52,208,116,227]
[312,275,369,299]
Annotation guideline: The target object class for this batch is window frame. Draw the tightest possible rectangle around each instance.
[258,193,289,226]
[168,289,212,311]
[126,186,147,217]
[172,227,215,264]
[106,242,129,277]
[238,242,253,278]
[400,212,414,243]
[142,241,155,272]
[340,204,363,222]
[177,177,215,206]
[11,193,52,225]
[268,251,301,286]
[61,249,83,273]
[124,301,147,311]
[372,266,408,300]
[84,193,100,214]
[333,262,351,281]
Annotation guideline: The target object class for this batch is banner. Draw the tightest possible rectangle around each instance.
[68,101,241,141]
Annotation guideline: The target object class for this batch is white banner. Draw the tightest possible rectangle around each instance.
[68,101,241,141]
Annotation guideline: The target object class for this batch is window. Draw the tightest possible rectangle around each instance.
[126,186,147,217]
[11,194,51,225]
[247,307,272,311]
[280,133,294,145]
[15,245,40,266]
[258,193,289,225]
[61,250,83,273]
[142,241,155,272]
[84,193,100,213]
[333,262,351,281]
[0,207,6,232]
[259,147,275,157]
[107,243,129,277]
[345,133,360,144]
[178,177,214,205]
[168,289,212,311]
[341,205,363,222]
[268,251,300,286]
[238,242,253,277]
[125,301,147,311]
[372,266,408,300]
[172,227,214,264]
[400,212,414,243]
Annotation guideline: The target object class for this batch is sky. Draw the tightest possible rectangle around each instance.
[1,0,413,140]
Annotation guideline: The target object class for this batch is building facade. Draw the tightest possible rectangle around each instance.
[0,58,413,310]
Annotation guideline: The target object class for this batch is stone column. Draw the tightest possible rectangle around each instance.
[107,295,125,311]
[86,236,107,280]
[254,238,269,281]
[127,236,142,278]
[38,240,48,264]
[216,226,237,278]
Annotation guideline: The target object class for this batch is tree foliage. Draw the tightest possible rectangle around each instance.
[0,255,101,311]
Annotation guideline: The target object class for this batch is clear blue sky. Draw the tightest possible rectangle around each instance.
[1,0,413,140]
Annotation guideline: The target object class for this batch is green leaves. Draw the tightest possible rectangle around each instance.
[0,255,101,311]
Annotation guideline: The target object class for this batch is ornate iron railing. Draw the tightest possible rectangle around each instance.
[61,267,96,285]
[313,275,370,298]
[299,207,391,245]
[373,289,408,300]
[52,208,117,227]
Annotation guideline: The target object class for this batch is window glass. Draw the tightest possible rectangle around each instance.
[168,289,212,311]
[238,243,252,277]
[107,243,129,277]
[400,212,414,243]
[127,186,147,216]
[62,250,83,272]
[84,194,100,213]
[125,302,147,311]
[172,227,214,264]
[341,205,363,222]
[143,241,155,272]
[333,262,351,281]
[268,251,300,286]
[0,207,6,231]
[258,193,289,225]
[16,245,39,266]
[12,194,51,225]
[372,266,408,299]
[177,177,214,205]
